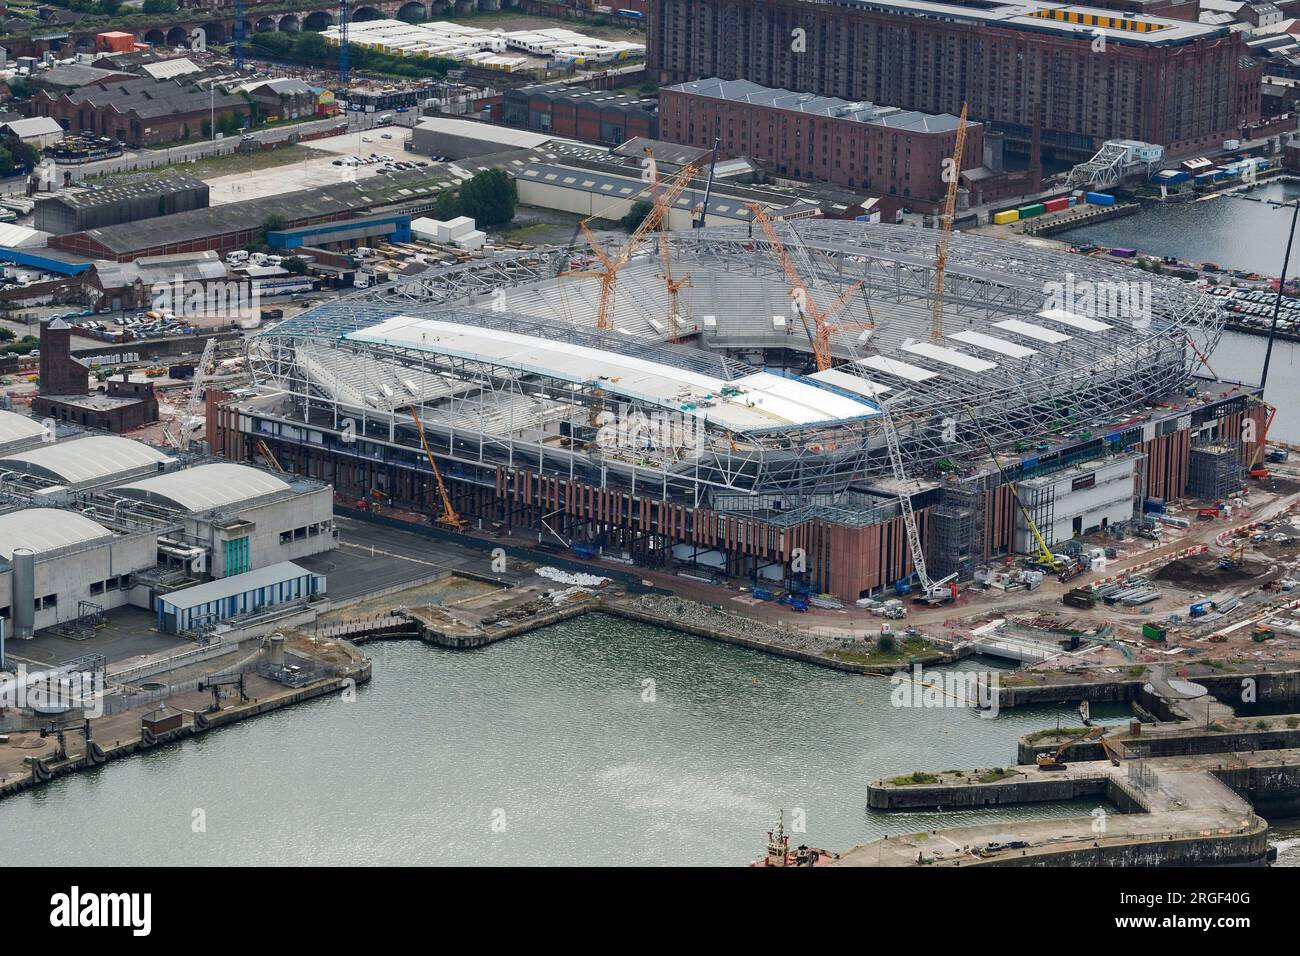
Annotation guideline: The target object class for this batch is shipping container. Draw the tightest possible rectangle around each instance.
[1085,192,1116,206]
[1017,203,1046,218]
[1042,197,1070,213]
[992,209,1019,225]
[1110,247,1137,258]
[1142,623,1168,642]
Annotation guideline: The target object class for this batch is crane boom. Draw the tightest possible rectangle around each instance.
[564,160,702,331]
[646,147,691,341]
[177,337,216,452]
[408,407,465,529]
[747,203,866,371]
[879,397,955,598]
[961,404,1058,570]
[932,103,969,342]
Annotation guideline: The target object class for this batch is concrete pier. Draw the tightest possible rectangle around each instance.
[851,749,1277,866]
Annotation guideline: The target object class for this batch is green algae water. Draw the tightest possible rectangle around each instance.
[0,615,1131,866]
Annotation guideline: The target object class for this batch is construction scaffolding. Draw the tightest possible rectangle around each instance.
[1188,444,1242,500]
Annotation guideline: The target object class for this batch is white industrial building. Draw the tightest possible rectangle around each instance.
[0,508,158,636]
[0,409,50,456]
[1014,454,1143,553]
[110,462,336,578]
[154,561,325,634]
[0,435,175,493]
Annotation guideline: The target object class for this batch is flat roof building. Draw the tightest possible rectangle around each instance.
[154,561,325,634]
[35,171,210,236]
[650,0,1261,159]
[0,435,174,491]
[660,77,982,206]
[110,463,336,579]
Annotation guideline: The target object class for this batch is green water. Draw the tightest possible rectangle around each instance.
[0,616,1125,866]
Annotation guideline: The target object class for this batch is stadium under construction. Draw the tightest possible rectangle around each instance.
[215,220,1263,603]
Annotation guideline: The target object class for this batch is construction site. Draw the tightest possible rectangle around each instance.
[207,137,1263,610]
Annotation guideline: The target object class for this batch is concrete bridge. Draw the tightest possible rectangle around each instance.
[57,0,520,52]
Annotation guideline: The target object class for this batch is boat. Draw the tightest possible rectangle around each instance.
[1079,700,1092,726]
[751,811,836,867]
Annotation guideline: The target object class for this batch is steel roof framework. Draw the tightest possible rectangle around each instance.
[248,221,1222,515]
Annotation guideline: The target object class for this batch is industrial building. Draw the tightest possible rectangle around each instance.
[31,318,159,432]
[0,508,158,637]
[34,172,210,236]
[47,167,461,262]
[212,219,1258,604]
[410,115,555,160]
[502,84,658,145]
[0,404,337,642]
[0,409,50,456]
[659,77,982,205]
[648,0,1261,159]
[154,561,325,634]
[26,76,249,147]
[109,463,335,579]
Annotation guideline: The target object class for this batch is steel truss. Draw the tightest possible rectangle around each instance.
[247,221,1224,519]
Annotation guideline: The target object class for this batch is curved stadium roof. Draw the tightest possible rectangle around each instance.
[0,508,113,560]
[113,463,290,513]
[0,410,48,449]
[0,435,172,485]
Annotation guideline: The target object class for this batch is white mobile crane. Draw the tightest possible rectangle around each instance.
[879,395,957,605]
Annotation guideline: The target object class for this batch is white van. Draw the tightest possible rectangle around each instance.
[226,250,250,265]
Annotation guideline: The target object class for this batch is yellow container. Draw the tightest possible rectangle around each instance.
[992,209,1019,225]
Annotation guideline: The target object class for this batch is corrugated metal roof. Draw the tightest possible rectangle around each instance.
[158,561,316,611]
[0,508,113,559]
[0,435,173,485]
[0,410,48,448]
[114,463,290,513]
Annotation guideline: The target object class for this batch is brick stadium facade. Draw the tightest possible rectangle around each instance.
[648,0,1261,160]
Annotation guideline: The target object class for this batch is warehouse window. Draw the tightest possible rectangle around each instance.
[40,594,57,610]
[90,581,105,596]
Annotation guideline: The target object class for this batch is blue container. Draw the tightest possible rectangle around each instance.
[1085,192,1116,206]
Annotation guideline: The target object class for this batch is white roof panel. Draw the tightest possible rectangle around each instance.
[347,316,878,430]
[114,463,290,513]
[856,355,939,383]
[0,508,113,559]
[901,341,998,373]
[1036,308,1113,333]
[0,435,173,485]
[809,367,892,399]
[0,410,48,448]
[947,329,1037,359]
[994,319,1073,344]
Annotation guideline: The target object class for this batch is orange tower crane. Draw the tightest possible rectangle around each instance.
[747,202,867,372]
[931,102,969,341]
[563,159,702,332]
[645,146,691,341]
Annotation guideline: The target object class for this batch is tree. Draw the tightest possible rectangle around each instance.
[142,0,177,13]
[282,256,308,275]
[622,200,653,233]
[433,189,460,221]
[98,0,123,14]
[455,168,516,228]
[0,147,14,178]
[0,327,14,342]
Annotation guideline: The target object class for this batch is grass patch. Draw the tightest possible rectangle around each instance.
[829,637,936,665]
[890,771,939,786]
[977,768,1017,784]
[1023,726,1093,743]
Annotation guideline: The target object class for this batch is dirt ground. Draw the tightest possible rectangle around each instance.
[317,574,499,622]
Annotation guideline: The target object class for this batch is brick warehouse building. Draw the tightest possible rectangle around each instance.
[27,77,248,147]
[648,0,1261,160]
[659,77,983,205]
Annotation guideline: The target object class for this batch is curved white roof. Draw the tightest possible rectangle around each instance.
[113,463,290,513]
[0,508,113,560]
[0,435,172,485]
[0,410,48,448]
